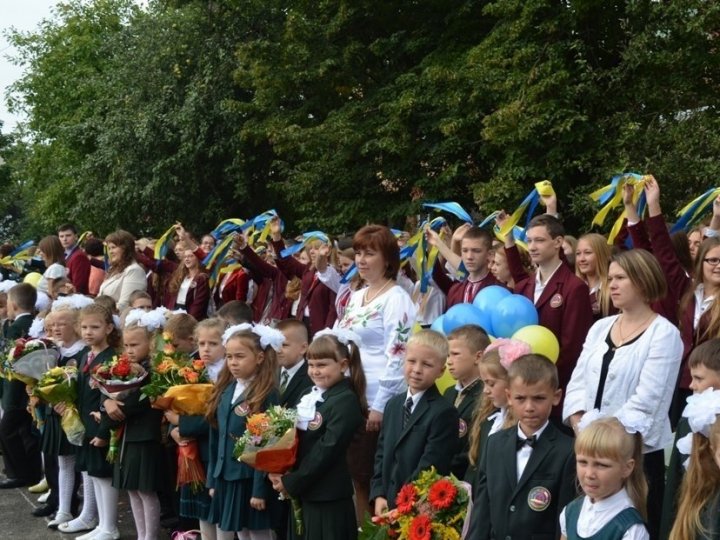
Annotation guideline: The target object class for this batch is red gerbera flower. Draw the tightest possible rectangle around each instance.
[408,514,432,540]
[395,483,418,514]
[428,478,457,510]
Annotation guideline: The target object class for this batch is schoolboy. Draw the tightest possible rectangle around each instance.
[371,329,459,514]
[429,226,501,308]
[0,283,41,488]
[444,324,490,478]
[164,313,198,356]
[503,214,593,419]
[216,300,253,326]
[659,339,720,540]
[276,319,313,409]
[469,354,576,540]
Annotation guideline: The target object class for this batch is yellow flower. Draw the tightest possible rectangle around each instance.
[162,331,174,342]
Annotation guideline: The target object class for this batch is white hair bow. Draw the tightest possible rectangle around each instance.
[221,323,285,352]
[313,328,363,349]
[683,387,720,437]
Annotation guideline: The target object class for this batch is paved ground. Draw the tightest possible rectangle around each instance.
[0,457,172,539]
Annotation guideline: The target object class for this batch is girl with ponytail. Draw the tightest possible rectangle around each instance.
[269,329,366,539]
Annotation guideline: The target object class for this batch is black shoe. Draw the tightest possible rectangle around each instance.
[0,478,26,489]
[32,505,57,517]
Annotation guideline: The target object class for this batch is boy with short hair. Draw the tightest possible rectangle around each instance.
[216,300,253,326]
[504,214,593,420]
[469,354,576,540]
[0,283,41,488]
[371,330,459,514]
[444,324,490,478]
[659,339,720,539]
[276,319,312,408]
[429,226,501,308]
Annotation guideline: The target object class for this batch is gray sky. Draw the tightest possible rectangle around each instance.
[1,0,60,133]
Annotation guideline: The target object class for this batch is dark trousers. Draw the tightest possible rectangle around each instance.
[0,409,42,483]
[644,449,665,540]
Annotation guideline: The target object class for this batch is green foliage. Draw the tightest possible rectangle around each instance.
[2,0,720,240]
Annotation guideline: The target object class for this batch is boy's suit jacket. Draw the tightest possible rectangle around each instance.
[207,383,279,500]
[443,380,483,479]
[2,314,34,411]
[279,362,313,409]
[370,384,459,506]
[468,421,577,540]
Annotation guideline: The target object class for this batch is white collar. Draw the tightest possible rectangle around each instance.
[585,487,633,510]
[281,359,305,379]
[405,388,427,408]
[535,261,563,288]
[517,420,550,440]
[13,312,31,320]
[454,377,480,393]
[60,340,86,358]
[205,359,224,382]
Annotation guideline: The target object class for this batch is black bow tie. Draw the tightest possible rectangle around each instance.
[516,434,537,451]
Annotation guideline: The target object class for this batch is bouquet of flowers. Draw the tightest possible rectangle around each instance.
[360,468,472,540]
[142,332,213,491]
[2,338,60,386]
[33,366,85,446]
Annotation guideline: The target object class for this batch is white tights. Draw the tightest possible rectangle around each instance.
[91,476,119,534]
[63,472,97,527]
[57,455,76,516]
[127,490,161,540]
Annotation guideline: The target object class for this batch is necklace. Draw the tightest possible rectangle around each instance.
[614,312,655,348]
[363,279,393,306]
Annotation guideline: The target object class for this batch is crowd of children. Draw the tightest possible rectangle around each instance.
[3,176,720,539]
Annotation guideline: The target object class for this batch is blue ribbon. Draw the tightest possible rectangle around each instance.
[422,202,474,224]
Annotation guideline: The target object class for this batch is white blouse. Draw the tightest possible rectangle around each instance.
[560,489,648,540]
[563,314,683,452]
[337,285,417,413]
[98,262,147,311]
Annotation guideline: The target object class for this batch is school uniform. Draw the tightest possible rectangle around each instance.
[659,417,691,540]
[65,245,91,295]
[96,361,164,492]
[283,379,364,540]
[214,267,250,307]
[177,415,212,521]
[207,382,279,532]
[240,244,291,323]
[443,378,483,479]
[0,313,42,485]
[279,361,313,409]
[505,247,593,417]
[75,347,116,478]
[432,261,502,309]
[271,239,337,337]
[468,421,577,540]
[561,491,648,540]
[163,272,211,322]
[370,384,459,507]
[464,414,495,486]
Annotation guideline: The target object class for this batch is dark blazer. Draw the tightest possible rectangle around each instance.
[77,347,116,440]
[66,246,91,295]
[240,244,291,323]
[432,261,503,309]
[279,362,313,409]
[271,239,337,336]
[207,383,279,500]
[468,421,577,540]
[282,379,364,501]
[370,384,459,506]
[178,415,211,463]
[464,415,494,486]
[443,380,483,479]
[506,247,593,416]
[659,417,691,540]
[1,314,34,411]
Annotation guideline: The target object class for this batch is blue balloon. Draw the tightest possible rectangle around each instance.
[430,315,445,335]
[472,285,512,313]
[443,303,494,335]
[490,294,539,338]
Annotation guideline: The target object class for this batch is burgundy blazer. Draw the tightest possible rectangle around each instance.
[432,260,503,309]
[506,246,594,416]
[66,247,91,295]
[271,239,337,336]
[163,273,210,321]
[240,245,291,323]
[215,268,250,307]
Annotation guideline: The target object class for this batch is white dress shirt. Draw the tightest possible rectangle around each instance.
[488,407,507,436]
[231,379,249,404]
[404,389,427,414]
[534,262,562,303]
[516,421,550,481]
[280,359,306,387]
[694,284,714,329]
[559,489,649,540]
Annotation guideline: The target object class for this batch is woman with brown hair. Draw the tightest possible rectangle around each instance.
[36,235,67,295]
[98,230,147,310]
[162,247,210,321]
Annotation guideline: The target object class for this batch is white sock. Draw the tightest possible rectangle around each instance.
[138,490,160,540]
[199,519,217,540]
[65,472,97,527]
[216,528,235,540]
[128,491,146,539]
[92,476,105,529]
[94,476,119,533]
[57,455,76,516]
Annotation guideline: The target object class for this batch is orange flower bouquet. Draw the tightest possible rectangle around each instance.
[360,468,472,540]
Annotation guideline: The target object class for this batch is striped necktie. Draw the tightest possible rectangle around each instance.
[403,396,413,427]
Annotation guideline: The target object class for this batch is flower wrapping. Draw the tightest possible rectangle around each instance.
[151,384,214,415]
[142,333,209,401]
[34,366,85,446]
[360,467,472,540]
[90,354,148,400]
[177,441,206,492]
[3,338,60,386]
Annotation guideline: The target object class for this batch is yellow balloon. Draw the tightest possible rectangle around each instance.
[511,325,559,363]
[23,272,42,288]
[436,367,456,394]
